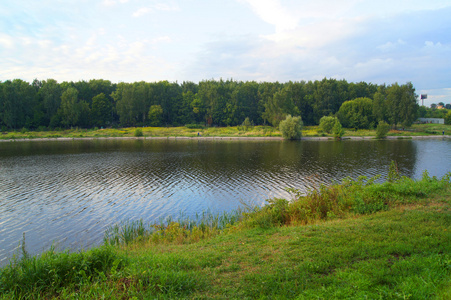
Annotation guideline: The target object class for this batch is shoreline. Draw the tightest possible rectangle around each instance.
[0,135,450,142]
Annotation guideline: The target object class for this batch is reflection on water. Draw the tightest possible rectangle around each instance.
[0,138,450,265]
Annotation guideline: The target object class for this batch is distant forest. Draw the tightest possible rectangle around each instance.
[0,78,427,130]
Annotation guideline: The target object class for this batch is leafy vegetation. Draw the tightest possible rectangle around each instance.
[1,166,450,299]
[332,118,345,139]
[279,114,303,140]
[1,123,449,141]
[0,78,431,132]
[376,120,390,138]
[318,115,336,133]
[337,97,375,129]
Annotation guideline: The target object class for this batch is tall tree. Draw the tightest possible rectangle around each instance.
[59,87,80,127]
[386,82,418,128]
[263,84,299,127]
[38,79,62,125]
[92,93,112,127]
[0,79,35,129]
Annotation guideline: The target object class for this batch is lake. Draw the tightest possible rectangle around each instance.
[1,138,450,266]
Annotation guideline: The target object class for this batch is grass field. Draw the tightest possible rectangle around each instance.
[1,169,450,299]
[0,123,450,140]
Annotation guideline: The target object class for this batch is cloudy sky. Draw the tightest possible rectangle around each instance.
[1,0,450,106]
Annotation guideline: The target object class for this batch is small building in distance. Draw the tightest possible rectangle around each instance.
[417,118,445,124]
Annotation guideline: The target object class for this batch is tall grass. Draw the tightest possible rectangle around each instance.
[0,241,124,297]
[103,209,245,246]
[241,169,451,229]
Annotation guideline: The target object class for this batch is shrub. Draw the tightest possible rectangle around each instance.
[279,115,303,140]
[319,116,336,133]
[376,121,390,139]
[241,117,254,131]
[134,128,143,137]
[445,110,451,125]
[332,119,345,139]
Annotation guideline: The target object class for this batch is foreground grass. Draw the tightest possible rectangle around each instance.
[1,170,450,299]
[0,123,449,140]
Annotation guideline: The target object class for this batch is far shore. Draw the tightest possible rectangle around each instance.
[0,135,450,143]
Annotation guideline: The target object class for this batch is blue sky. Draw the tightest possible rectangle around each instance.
[1,0,450,106]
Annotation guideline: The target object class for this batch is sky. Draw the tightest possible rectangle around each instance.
[1,0,450,106]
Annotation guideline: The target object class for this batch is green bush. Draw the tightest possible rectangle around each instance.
[332,119,345,139]
[376,120,390,139]
[318,116,336,133]
[134,128,143,137]
[279,115,303,140]
[445,110,451,125]
[241,117,254,131]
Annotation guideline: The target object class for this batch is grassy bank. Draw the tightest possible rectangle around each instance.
[1,166,450,299]
[0,123,450,140]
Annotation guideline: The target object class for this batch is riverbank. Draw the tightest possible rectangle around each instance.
[1,134,450,143]
[0,123,449,142]
[1,170,450,299]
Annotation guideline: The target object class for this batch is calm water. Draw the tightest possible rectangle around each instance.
[1,138,450,265]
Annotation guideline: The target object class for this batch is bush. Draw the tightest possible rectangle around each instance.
[376,121,390,139]
[319,116,336,133]
[279,115,303,140]
[241,117,254,131]
[445,110,451,125]
[134,128,143,137]
[332,119,345,139]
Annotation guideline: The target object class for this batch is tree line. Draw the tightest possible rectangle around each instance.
[0,78,420,130]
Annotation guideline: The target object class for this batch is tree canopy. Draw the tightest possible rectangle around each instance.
[0,78,425,131]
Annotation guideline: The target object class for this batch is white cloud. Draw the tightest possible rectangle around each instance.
[152,36,171,44]
[102,0,129,6]
[424,41,443,48]
[239,0,299,32]
[377,39,407,52]
[133,2,180,18]
[0,34,14,49]
[132,7,152,17]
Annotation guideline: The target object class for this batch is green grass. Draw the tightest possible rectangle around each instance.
[1,170,450,299]
[1,123,449,140]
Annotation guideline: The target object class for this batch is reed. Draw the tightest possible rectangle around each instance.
[103,209,245,246]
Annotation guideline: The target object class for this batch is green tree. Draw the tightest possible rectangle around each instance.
[318,116,336,133]
[77,100,92,128]
[148,105,163,127]
[333,118,345,139]
[0,79,35,129]
[241,117,253,131]
[264,85,299,127]
[279,115,303,140]
[372,85,387,123]
[112,83,136,126]
[38,79,62,125]
[386,82,418,128]
[59,87,80,127]
[337,97,374,129]
[91,93,112,127]
[376,121,390,139]
[445,110,451,125]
